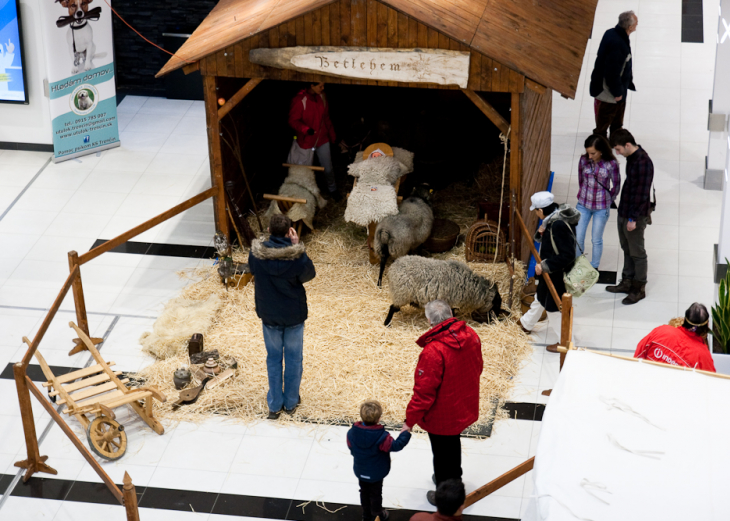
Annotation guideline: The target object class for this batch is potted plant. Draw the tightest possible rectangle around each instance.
[711,261,730,374]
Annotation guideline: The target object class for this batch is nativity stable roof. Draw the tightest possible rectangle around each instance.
[156,0,598,98]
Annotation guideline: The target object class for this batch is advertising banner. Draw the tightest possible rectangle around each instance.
[39,0,119,162]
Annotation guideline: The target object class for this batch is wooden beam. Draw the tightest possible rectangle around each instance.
[464,457,535,507]
[263,194,308,205]
[514,211,561,310]
[67,251,102,356]
[559,293,573,369]
[123,472,141,521]
[182,62,200,75]
[510,92,522,261]
[525,78,547,95]
[283,163,325,171]
[461,89,510,135]
[217,77,263,120]
[204,75,230,240]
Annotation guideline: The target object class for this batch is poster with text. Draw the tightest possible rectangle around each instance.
[40,0,119,162]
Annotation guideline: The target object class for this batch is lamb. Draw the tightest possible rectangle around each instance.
[265,165,327,230]
[384,255,507,326]
[374,184,434,286]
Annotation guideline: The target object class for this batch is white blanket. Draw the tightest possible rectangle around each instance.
[524,350,730,521]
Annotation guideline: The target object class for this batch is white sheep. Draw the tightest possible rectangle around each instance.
[384,255,506,326]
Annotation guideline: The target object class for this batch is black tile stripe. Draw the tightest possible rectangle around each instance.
[0,363,84,383]
[90,239,216,259]
[2,474,518,521]
[502,402,546,422]
[682,0,704,43]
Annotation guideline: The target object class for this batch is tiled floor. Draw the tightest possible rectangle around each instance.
[0,0,723,519]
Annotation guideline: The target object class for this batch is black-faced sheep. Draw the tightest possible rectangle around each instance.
[374,184,434,286]
[384,255,507,326]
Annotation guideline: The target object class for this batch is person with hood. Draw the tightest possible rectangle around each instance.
[288,81,339,199]
[347,400,412,521]
[519,192,580,352]
[589,11,638,139]
[248,213,316,419]
[404,300,483,505]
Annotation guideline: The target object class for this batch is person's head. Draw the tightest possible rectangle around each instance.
[584,134,616,163]
[610,129,638,157]
[425,300,453,326]
[530,191,558,220]
[308,82,325,95]
[359,400,382,426]
[683,302,710,337]
[618,11,638,34]
[268,214,292,238]
[435,479,466,517]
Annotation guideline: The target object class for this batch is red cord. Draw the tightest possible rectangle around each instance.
[101,0,192,64]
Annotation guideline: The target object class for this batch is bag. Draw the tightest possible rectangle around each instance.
[550,224,599,298]
[286,139,315,166]
[647,184,656,225]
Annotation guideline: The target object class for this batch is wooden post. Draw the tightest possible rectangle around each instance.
[204,74,231,241]
[559,293,573,370]
[461,89,510,135]
[12,363,57,481]
[510,92,522,262]
[367,222,378,265]
[464,457,534,507]
[67,251,102,356]
[123,472,141,521]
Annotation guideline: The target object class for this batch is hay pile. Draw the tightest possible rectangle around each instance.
[136,165,531,432]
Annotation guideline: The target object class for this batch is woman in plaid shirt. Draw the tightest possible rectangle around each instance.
[575,135,621,269]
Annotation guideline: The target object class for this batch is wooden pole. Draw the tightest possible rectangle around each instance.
[123,472,141,521]
[24,374,124,502]
[204,74,231,241]
[461,89,510,135]
[464,457,534,507]
[559,293,573,370]
[218,77,263,120]
[67,251,102,356]
[510,92,522,262]
[13,363,57,481]
[513,211,561,310]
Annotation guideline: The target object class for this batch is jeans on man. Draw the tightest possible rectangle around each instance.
[315,141,337,193]
[428,433,462,485]
[262,322,304,412]
[593,99,626,139]
[617,216,648,284]
[358,480,385,521]
[575,203,610,269]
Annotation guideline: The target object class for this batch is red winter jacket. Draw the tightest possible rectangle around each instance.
[288,89,336,150]
[406,318,483,435]
[634,325,716,372]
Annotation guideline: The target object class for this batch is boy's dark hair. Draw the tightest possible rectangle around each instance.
[360,400,382,425]
[683,302,709,337]
[435,479,465,516]
[269,214,292,237]
[610,129,637,148]
[541,202,560,217]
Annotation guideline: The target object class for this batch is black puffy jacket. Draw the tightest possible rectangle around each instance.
[248,236,315,327]
[589,25,636,100]
[534,206,580,312]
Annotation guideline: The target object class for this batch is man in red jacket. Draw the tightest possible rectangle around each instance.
[288,82,339,198]
[404,300,483,505]
[634,303,715,372]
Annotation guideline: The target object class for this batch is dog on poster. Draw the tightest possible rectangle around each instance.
[55,0,103,74]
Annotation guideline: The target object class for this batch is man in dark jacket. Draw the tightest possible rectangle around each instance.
[248,214,316,419]
[607,129,654,305]
[520,192,580,352]
[404,300,483,505]
[589,11,638,139]
[347,400,411,521]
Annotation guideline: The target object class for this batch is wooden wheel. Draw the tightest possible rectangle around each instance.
[86,416,127,461]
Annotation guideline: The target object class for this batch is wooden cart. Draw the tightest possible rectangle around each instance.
[28,322,167,461]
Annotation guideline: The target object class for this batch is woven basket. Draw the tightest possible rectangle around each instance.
[465,219,507,262]
[423,218,460,253]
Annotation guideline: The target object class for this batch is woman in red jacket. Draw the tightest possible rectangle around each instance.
[404,300,483,505]
[288,82,339,197]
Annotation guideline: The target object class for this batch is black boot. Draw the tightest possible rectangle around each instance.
[606,278,632,294]
[622,281,646,305]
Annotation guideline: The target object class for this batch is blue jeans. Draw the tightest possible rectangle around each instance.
[575,203,610,269]
[262,322,304,412]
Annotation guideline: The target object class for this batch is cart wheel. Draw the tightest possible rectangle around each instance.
[86,416,127,461]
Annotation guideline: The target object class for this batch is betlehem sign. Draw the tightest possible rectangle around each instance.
[249,47,470,88]
[39,0,120,162]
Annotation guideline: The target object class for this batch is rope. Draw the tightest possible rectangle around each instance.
[600,396,665,430]
[494,127,511,262]
[579,479,612,505]
[607,434,664,460]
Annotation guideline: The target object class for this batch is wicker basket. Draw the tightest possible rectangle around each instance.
[423,218,461,253]
[465,219,507,262]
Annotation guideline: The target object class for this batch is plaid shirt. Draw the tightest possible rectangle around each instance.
[577,156,620,210]
[618,146,654,219]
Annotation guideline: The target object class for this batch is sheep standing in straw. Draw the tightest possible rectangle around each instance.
[384,256,506,326]
[265,165,327,230]
[374,184,434,286]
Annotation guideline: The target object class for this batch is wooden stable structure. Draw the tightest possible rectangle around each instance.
[156,0,598,261]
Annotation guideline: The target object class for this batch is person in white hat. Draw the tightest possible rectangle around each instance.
[521,191,580,352]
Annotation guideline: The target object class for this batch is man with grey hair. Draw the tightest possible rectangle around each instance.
[589,11,638,139]
[404,300,483,505]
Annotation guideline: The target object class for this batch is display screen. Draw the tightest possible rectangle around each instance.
[0,0,29,104]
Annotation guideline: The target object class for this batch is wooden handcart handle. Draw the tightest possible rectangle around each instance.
[514,211,562,311]
[282,163,325,171]
[263,194,308,204]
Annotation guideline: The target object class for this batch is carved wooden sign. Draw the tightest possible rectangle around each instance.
[249,46,470,88]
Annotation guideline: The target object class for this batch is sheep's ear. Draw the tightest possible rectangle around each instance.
[429,189,433,194]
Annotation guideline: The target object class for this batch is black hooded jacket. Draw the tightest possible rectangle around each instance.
[248,236,316,327]
[589,25,636,100]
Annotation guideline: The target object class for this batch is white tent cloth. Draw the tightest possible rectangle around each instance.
[523,349,730,521]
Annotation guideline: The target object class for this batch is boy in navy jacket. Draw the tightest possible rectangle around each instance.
[347,400,412,521]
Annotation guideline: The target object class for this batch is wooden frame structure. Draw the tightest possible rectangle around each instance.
[155,0,598,262]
